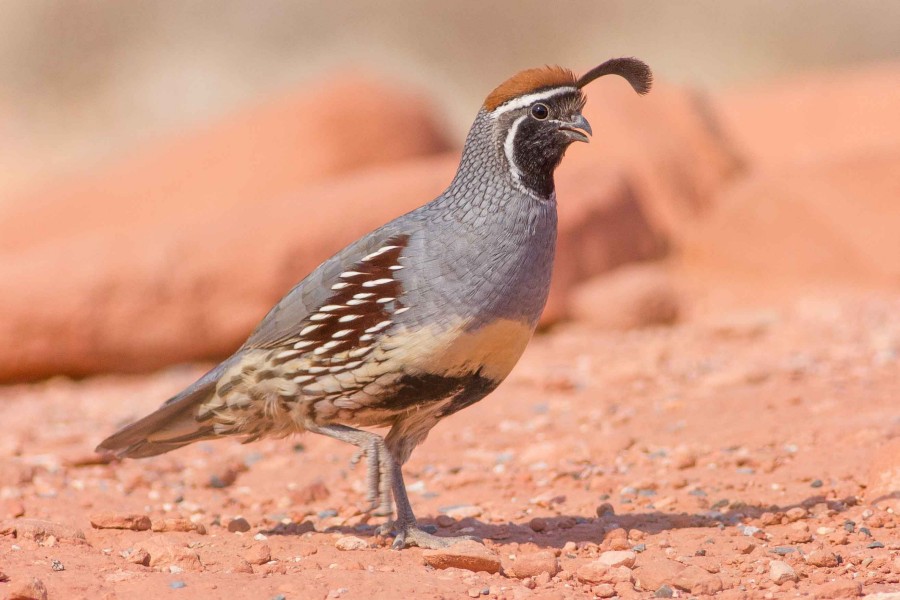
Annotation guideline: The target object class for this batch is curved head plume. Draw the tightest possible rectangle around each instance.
[483,57,652,112]
[575,57,652,95]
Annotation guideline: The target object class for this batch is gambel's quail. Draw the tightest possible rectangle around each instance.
[97,57,652,549]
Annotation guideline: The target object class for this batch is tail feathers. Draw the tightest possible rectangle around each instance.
[96,364,227,459]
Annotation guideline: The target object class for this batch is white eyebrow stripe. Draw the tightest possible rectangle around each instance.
[489,86,578,117]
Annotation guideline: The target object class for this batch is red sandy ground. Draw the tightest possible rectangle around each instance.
[1,279,899,599]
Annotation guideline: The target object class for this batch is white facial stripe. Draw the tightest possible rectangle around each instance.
[489,86,578,117]
[503,114,527,184]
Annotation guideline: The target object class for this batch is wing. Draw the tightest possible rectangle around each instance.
[242,225,413,351]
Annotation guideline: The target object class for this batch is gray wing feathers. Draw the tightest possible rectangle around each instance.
[242,224,408,350]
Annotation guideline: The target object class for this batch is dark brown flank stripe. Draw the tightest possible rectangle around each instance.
[268,233,410,374]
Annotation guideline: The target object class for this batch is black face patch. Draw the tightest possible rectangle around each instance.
[504,90,585,198]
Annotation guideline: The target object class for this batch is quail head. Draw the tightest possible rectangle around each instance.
[97,57,652,549]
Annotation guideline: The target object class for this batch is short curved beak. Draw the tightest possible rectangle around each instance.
[558,113,592,143]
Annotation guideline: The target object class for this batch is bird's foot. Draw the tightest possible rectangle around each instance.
[387,522,478,550]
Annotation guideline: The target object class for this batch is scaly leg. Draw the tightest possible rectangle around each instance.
[385,451,475,550]
[306,424,392,516]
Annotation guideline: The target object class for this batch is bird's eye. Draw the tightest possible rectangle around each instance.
[530,103,549,120]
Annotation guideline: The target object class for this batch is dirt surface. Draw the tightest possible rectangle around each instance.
[1,282,899,599]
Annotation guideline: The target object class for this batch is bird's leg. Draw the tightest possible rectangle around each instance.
[305,424,392,516]
[385,453,475,550]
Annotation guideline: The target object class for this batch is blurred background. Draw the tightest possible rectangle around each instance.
[1,0,899,382]
[3,0,900,194]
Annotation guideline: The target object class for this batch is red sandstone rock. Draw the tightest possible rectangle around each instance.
[634,557,686,591]
[422,540,501,574]
[568,263,679,329]
[137,535,203,571]
[504,551,559,579]
[683,151,900,285]
[715,64,900,170]
[570,81,741,237]
[0,74,449,255]
[90,512,152,531]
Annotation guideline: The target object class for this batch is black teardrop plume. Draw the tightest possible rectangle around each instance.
[576,57,653,95]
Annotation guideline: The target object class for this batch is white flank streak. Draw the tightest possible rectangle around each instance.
[292,340,314,350]
[340,271,365,278]
[276,350,300,359]
[358,334,374,342]
[307,366,328,374]
[346,298,370,306]
[328,365,347,373]
[362,278,394,288]
[489,86,577,117]
[292,375,314,383]
[376,297,395,304]
[343,360,362,369]
[352,292,375,299]
[364,320,392,333]
[309,313,331,321]
[331,282,352,290]
[388,265,404,270]
[319,304,344,312]
[504,114,527,185]
[394,307,410,314]
[332,329,354,338]
[361,245,400,261]
[349,345,373,357]
[338,314,362,323]
[299,324,322,336]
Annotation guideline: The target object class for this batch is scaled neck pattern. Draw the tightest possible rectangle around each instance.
[439,110,557,218]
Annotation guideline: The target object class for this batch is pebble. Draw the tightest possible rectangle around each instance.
[244,542,272,565]
[593,583,616,598]
[672,565,723,595]
[12,519,87,544]
[596,503,615,517]
[125,548,151,566]
[655,585,675,598]
[50,559,64,572]
[806,549,839,567]
[169,580,186,589]
[137,536,202,571]
[504,551,559,579]
[335,536,369,551]
[598,550,636,569]
[435,515,455,528]
[769,560,798,584]
[90,512,151,531]
[634,558,686,591]
[785,507,808,522]
[227,517,252,533]
[575,561,611,585]
[817,526,835,535]
[529,517,548,532]
[422,540,500,574]
[443,505,483,519]
[152,518,206,534]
